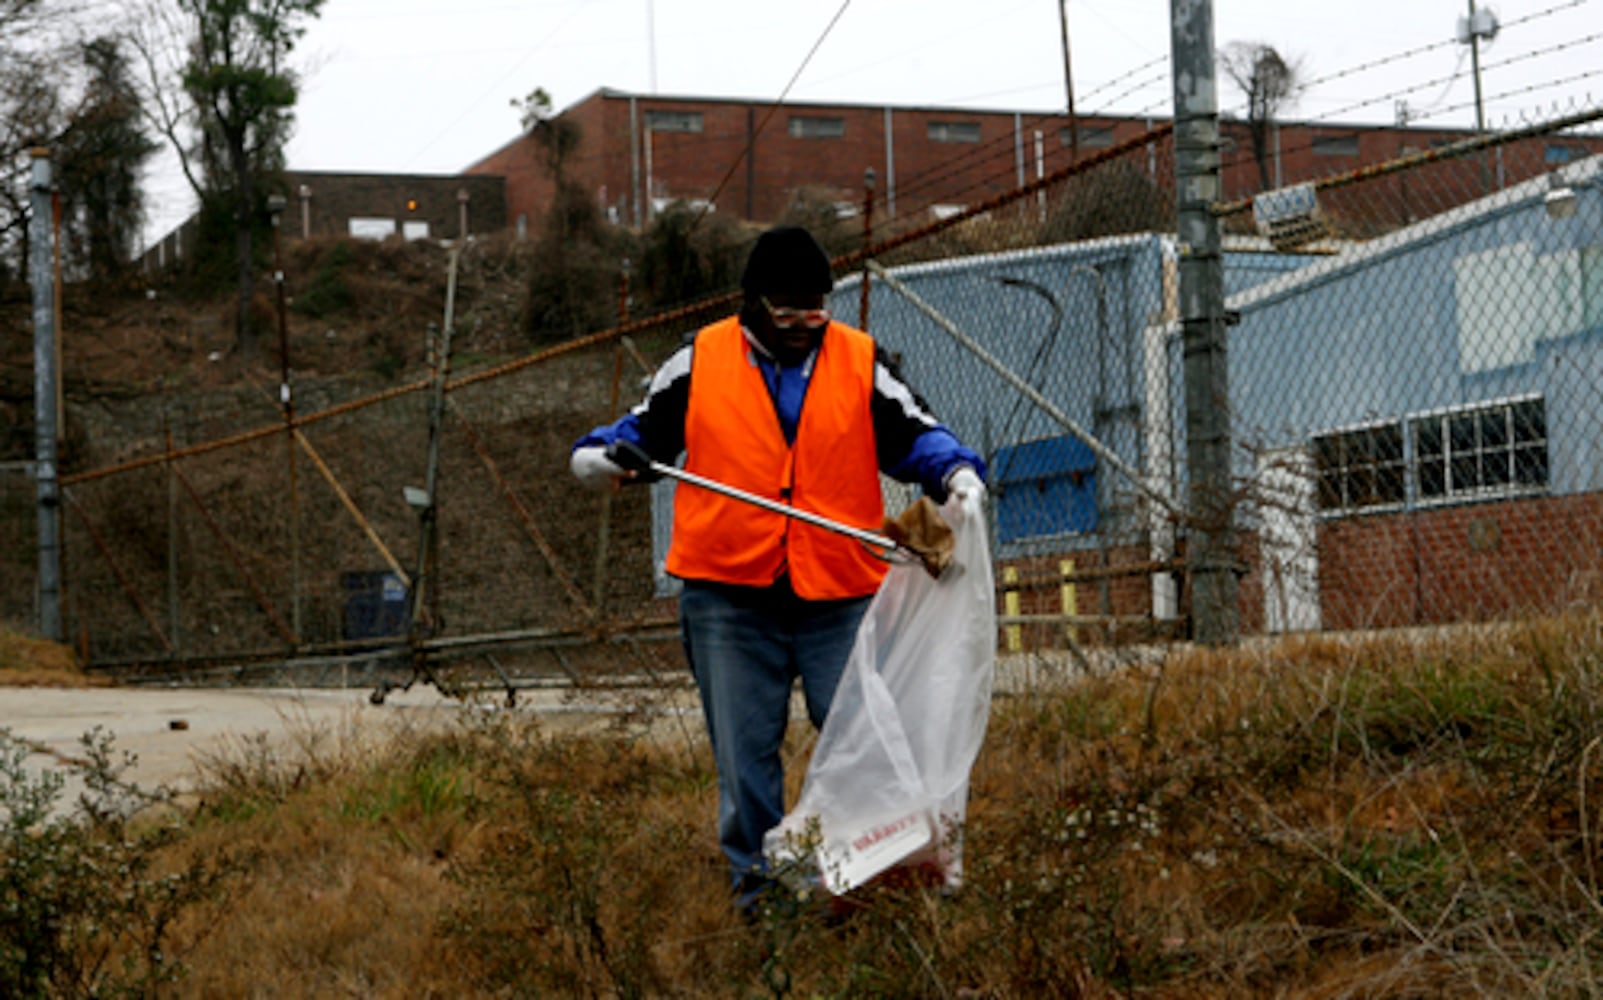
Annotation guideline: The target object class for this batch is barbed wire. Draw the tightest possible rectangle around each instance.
[1414,70,1603,126]
[1313,31,1601,127]
[1217,33,1603,175]
[851,57,1174,215]
[1217,0,1597,123]
[1079,54,1169,107]
[861,59,1178,217]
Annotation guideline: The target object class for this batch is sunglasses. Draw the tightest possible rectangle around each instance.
[760,296,831,329]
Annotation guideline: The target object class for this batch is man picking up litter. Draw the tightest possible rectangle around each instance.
[570,225,986,915]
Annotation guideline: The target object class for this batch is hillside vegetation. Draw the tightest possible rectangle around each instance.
[5,614,1603,997]
[2,234,531,457]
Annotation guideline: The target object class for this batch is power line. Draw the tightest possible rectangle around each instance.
[1411,69,1603,126]
[401,0,597,170]
[861,59,1175,214]
[689,0,854,232]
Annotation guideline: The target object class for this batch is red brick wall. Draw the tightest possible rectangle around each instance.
[466,92,1167,230]
[995,492,1603,646]
[466,137,552,235]
[463,92,1603,236]
[285,172,506,240]
[1311,492,1603,631]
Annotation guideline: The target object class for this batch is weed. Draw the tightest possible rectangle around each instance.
[0,727,245,998]
[291,240,356,319]
[14,616,1603,995]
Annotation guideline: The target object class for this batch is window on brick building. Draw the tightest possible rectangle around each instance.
[1312,421,1405,512]
[928,121,981,143]
[1060,126,1114,149]
[1412,396,1548,503]
[788,115,845,139]
[1312,134,1360,157]
[645,110,703,133]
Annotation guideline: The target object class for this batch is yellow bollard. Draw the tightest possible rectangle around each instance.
[1004,566,1022,652]
[1060,559,1078,647]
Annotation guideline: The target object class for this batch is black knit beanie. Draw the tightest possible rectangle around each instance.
[740,226,834,296]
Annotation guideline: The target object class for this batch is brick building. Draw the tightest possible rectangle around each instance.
[139,172,506,272]
[465,86,1603,235]
[282,171,507,242]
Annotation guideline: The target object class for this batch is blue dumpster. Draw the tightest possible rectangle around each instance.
[341,571,410,643]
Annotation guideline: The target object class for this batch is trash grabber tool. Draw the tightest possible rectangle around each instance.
[606,440,951,577]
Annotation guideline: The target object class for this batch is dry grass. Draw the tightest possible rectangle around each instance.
[0,627,104,687]
[7,613,1603,996]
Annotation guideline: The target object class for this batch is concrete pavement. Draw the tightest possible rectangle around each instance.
[1,682,704,810]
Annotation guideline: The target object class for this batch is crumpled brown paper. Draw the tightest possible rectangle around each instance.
[881,496,954,577]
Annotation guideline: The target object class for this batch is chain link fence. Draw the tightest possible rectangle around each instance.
[7,102,1603,680]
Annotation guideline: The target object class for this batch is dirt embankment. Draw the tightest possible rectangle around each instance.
[1,235,535,467]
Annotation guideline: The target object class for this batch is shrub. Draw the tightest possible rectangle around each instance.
[0,727,244,998]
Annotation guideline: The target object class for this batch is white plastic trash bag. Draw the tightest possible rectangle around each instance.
[764,487,995,894]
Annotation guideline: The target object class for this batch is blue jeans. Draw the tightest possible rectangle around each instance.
[678,577,871,895]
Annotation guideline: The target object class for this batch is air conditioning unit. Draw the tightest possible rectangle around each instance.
[1253,182,1329,252]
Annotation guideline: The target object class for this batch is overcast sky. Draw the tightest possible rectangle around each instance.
[139,0,1603,245]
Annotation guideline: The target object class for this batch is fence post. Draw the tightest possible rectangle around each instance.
[410,247,460,637]
[165,414,181,655]
[30,148,62,642]
[1169,0,1239,644]
[268,193,301,647]
[859,167,875,330]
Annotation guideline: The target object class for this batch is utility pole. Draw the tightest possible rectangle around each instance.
[1170,0,1239,644]
[1466,0,1487,137]
[30,149,62,641]
[1460,0,1499,193]
[1058,1,1079,164]
[646,0,657,93]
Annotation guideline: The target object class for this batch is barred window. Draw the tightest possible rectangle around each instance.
[1313,422,1405,512]
[928,121,981,143]
[1413,396,1548,502]
[1060,126,1114,149]
[1312,134,1359,157]
[788,116,845,139]
[644,110,702,133]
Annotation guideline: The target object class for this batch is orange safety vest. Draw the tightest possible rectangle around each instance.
[666,315,889,599]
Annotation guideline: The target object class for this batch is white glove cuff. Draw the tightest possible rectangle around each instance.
[571,446,626,487]
[947,466,984,501]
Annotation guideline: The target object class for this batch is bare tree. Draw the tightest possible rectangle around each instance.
[127,0,324,360]
[1220,41,1301,191]
[0,0,73,279]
